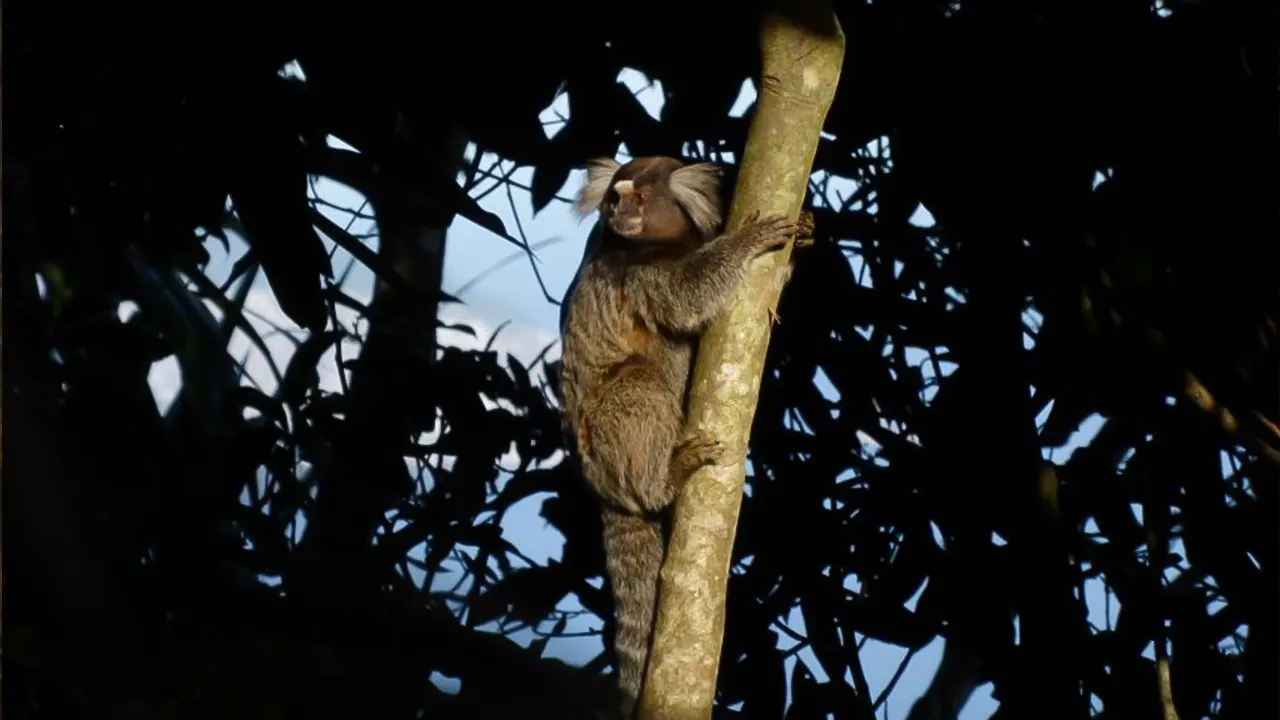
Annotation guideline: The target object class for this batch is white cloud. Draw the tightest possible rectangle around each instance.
[437,301,561,368]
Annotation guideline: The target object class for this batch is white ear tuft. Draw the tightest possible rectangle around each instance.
[669,162,724,236]
[575,158,623,217]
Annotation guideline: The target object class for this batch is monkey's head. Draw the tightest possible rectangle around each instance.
[575,156,723,243]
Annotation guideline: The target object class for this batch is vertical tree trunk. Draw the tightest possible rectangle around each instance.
[637,2,844,718]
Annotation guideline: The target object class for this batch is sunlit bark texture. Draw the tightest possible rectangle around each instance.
[637,2,844,718]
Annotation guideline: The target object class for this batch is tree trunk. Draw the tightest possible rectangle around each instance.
[637,2,844,718]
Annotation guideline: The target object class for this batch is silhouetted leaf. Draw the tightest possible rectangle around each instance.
[228,119,331,332]
[229,386,289,430]
[531,157,572,214]
[280,330,344,409]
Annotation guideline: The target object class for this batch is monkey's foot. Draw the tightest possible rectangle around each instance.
[672,430,726,476]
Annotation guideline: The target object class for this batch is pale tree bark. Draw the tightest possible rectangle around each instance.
[637,2,844,718]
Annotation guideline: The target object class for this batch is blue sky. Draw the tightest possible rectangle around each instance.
[130,58,1222,718]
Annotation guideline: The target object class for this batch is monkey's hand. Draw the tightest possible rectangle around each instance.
[738,212,802,256]
[794,211,815,248]
[769,212,807,324]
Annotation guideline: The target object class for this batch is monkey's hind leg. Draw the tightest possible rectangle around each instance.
[584,365,685,515]
[583,365,690,718]
[626,428,725,514]
[668,429,725,488]
[601,431,723,720]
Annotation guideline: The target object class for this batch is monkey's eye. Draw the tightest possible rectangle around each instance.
[633,190,646,203]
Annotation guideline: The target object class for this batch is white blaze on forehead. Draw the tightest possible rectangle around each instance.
[613,180,636,197]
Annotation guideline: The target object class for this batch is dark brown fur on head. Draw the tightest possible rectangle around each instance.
[576,156,724,242]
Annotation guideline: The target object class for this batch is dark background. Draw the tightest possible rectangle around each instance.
[4,1,1277,718]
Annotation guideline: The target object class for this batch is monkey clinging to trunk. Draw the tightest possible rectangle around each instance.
[558,155,803,718]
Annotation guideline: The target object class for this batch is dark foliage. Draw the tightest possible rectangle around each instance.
[5,1,1276,718]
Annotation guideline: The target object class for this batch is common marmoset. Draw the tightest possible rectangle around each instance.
[558,155,802,718]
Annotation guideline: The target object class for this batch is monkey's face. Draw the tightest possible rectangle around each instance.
[602,177,691,242]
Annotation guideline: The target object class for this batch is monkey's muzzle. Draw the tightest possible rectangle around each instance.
[611,217,645,237]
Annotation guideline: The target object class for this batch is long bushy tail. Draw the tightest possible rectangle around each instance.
[601,506,665,719]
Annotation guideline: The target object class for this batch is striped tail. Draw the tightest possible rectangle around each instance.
[601,506,665,719]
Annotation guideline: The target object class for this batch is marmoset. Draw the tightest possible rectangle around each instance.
[558,155,802,718]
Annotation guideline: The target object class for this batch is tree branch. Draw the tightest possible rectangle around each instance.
[637,2,844,717]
